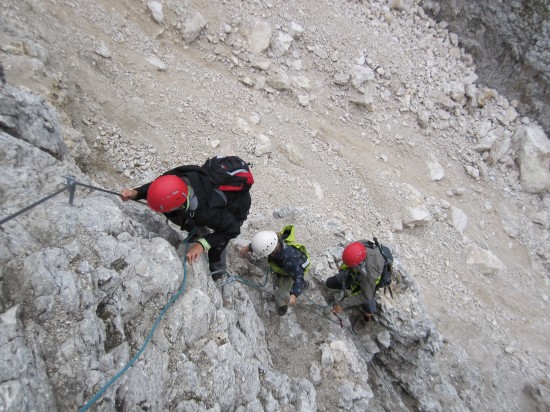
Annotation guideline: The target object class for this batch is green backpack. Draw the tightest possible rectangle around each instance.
[268,225,311,276]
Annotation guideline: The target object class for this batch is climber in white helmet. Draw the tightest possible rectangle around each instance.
[240,226,311,316]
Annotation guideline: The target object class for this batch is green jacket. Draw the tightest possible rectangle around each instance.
[268,225,311,276]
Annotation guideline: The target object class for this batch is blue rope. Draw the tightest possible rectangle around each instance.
[79,246,189,412]
[225,269,331,310]
[232,268,270,289]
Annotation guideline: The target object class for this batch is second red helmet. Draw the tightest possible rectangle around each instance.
[146,175,188,212]
[342,242,367,267]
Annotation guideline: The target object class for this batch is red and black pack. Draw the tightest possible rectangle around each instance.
[202,156,254,192]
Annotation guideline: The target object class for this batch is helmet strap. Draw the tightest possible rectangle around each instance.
[179,185,194,212]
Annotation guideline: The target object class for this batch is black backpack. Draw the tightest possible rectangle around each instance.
[364,237,394,297]
[201,156,254,192]
[163,156,253,224]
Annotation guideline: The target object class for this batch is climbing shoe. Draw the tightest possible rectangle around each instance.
[277,305,288,316]
[358,309,373,324]
[211,272,224,282]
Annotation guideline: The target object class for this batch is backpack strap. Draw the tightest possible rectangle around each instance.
[165,165,207,176]
[213,188,228,205]
[373,237,388,263]
[373,237,394,298]
[280,225,311,273]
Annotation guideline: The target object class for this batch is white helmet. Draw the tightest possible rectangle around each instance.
[250,231,278,257]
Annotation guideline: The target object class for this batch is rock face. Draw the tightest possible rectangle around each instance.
[1,0,550,411]
[0,83,68,161]
[421,0,550,136]
[513,125,550,193]
[0,81,469,411]
[0,84,313,411]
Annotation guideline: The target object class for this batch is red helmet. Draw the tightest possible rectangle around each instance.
[146,175,188,212]
[342,242,367,267]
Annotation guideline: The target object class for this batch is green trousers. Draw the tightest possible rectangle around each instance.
[272,272,293,308]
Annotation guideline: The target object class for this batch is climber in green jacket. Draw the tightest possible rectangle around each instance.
[240,226,310,316]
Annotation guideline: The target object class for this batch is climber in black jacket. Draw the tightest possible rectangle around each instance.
[121,164,251,280]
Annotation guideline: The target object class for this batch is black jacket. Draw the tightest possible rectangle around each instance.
[269,242,307,297]
[134,166,251,250]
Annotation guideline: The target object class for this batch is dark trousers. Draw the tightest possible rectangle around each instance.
[325,272,376,314]
[325,271,353,290]
[192,227,228,273]
[165,213,228,274]
[208,243,227,273]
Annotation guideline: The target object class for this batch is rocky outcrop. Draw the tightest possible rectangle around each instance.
[0,78,90,166]
[512,125,550,193]
[0,80,471,411]
[421,0,550,136]
[2,0,549,410]
[0,96,314,410]
[0,82,68,161]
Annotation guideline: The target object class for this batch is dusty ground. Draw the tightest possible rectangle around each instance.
[1,0,549,410]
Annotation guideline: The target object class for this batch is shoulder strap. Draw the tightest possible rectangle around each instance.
[163,165,206,176]
[213,188,228,205]
[373,237,388,263]
[278,225,311,273]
